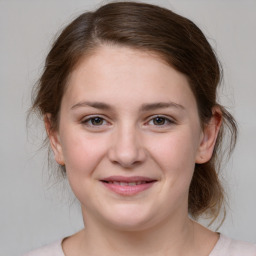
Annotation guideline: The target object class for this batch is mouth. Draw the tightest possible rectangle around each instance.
[102,180,152,186]
[100,176,157,196]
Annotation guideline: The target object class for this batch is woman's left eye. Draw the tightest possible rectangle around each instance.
[147,116,174,126]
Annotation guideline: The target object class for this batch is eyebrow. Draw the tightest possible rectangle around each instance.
[70,101,185,111]
[140,102,185,111]
[71,101,112,110]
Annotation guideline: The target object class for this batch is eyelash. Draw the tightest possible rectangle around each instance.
[146,115,175,127]
[81,116,109,127]
[81,115,176,129]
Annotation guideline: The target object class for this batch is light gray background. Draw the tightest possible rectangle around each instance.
[0,0,255,255]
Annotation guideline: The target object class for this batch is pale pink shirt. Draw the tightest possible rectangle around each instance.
[23,234,256,256]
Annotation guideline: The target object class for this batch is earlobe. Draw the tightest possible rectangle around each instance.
[195,108,222,164]
[44,114,65,166]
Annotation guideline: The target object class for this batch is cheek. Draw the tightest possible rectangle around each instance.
[146,130,199,182]
[60,130,108,178]
[60,132,110,205]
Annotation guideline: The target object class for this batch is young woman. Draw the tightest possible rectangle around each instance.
[24,2,256,255]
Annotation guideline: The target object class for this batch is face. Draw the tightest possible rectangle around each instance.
[47,45,219,231]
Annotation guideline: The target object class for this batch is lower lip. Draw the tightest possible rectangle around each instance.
[101,182,155,196]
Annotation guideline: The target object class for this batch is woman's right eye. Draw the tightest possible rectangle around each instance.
[81,116,108,127]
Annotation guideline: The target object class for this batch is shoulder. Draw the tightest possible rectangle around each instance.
[22,239,65,256]
[210,234,256,256]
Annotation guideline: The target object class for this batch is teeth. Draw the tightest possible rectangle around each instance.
[106,181,149,186]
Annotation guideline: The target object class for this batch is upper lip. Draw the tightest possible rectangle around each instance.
[100,176,157,183]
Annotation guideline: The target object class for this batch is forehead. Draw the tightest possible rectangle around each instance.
[64,45,197,111]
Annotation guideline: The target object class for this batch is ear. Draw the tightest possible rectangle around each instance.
[195,107,222,164]
[44,114,65,166]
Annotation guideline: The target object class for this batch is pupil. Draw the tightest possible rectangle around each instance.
[92,117,103,125]
[154,117,165,125]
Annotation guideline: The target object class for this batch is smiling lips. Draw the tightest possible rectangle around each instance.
[100,176,157,196]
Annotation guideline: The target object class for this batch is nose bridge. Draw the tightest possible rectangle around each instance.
[108,122,146,167]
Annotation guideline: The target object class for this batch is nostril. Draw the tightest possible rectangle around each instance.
[107,135,147,168]
[112,159,142,168]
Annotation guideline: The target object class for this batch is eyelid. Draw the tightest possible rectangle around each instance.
[80,114,176,128]
[145,115,176,126]
[81,115,111,127]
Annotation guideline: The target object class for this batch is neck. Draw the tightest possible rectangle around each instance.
[76,207,197,256]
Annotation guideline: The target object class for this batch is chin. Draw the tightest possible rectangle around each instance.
[100,203,157,231]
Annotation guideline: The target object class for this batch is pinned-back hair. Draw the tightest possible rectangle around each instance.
[31,1,237,223]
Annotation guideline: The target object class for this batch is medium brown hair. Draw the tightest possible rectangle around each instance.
[31,2,237,223]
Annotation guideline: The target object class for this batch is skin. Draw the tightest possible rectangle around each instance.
[46,45,221,256]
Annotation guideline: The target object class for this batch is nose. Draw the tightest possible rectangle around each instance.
[108,125,147,168]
